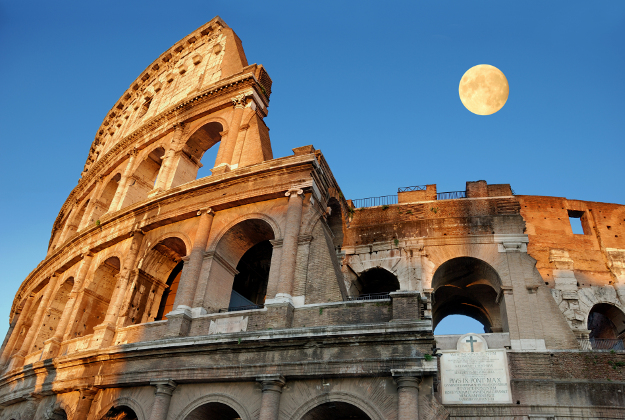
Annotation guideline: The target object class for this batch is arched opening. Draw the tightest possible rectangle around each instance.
[100,405,137,420]
[70,257,120,338]
[171,121,223,186]
[120,147,165,208]
[206,218,275,312]
[588,303,625,349]
[63,200,90,240]
[184,402,241,420]
[432,257,504,334]
[128,237,187,325]
[300,401,371,420]
[355,267,400,297]
[326,197,344,250]
[434,314,487,335]
[231,240,272,308]
[31,277,74,352]
[90,173,122,223]
[48,408,68,420]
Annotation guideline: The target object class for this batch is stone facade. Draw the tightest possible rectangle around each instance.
[1,17,624,420]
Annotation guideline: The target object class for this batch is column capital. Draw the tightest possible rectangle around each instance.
[285,188,304,198]
[257,375,286,393]
[269,239,283,248]
[150,379,177,396]
[128,148,139,157]
[231,93,249,108]
[393,376,422,389]
[197,207,215,216]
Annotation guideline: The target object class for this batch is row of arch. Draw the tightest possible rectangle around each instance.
[30,394,376,420]
[53,121,225,250]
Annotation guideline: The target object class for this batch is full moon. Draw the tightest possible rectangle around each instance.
[459,65,509,115]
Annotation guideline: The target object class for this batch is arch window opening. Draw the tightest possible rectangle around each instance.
[89,173,122,225]
[100,405,138,420]
[207,218,275,313]
[121,147,165,208]
[230,240,273,309]
[301,401,372,420]
[587,303,625,350]
[352,267,399,300]
[126,237,187,326]
[432,257,504,334]
[63,200,90,240]
[31,277,74,353]
[71,257,120,338]
[184,402,241,420]
[171,121,223,187]
[155,261,184,320]
[10,295,43,357]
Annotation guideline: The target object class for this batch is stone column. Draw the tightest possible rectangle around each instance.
[10,274,60,368]
[91,230,144,348]
[173,208,214,311]
[110,149,138,212]
[79,177,105,229]
[257,375,285,420]
[148,379,177,420]
[0,294,35,366]
[276,188,304,298]
[395,376,420,420]
[42,253,94,359]
[215,94,246,170]
[74,388,97,419]
[159,123,186,190]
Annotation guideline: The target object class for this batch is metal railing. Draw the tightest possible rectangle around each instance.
[351,195,398,208]
[578,338,625,351]
[436,190,466,200]
[219,304,264,313]
[398,185,426,193]
[347,292,391,301]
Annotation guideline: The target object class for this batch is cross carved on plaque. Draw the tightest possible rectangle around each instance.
[465,336,478,352]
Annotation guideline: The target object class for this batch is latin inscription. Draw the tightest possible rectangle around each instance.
[440,350,512,404]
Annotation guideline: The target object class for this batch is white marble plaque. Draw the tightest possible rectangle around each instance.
[208,316,248,334]
[440,333,512,404]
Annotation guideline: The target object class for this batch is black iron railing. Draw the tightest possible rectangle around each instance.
[578,338,625,351]
[219,304,264,313]
[436,191,466,200]
[398,185,426,193]
[351,195,397,208]
[347,292,391,301]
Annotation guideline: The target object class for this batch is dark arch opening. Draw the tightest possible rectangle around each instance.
[432,257,503,334]
[49,408,68,420]
[327,197,344,250]
[100,405,138,420]
[174,121,224,185]
[357,267,400,296]
[588,303,625,349]
[207,218,276,312]
[184,401,241,420]
[155,261,184,320]
[231,240,273,307]
[127,237,187,325]
[301,401,371,420]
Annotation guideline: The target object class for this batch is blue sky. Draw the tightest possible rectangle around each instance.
[0,1,623,338]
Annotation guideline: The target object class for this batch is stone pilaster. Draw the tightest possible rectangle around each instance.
[214,94,246,171]
[257,375,285,420]
[174,208,214,312]
[394,375,421,420]
[74,388,97,419]
[276,188,304,298]
[148,379,177,420]
[110,149,138,212]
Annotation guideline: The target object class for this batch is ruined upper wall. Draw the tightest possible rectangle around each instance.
[81,16,270,177]
[518,195,625,287]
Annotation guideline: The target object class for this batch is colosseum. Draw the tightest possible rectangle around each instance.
[1,16,624,420]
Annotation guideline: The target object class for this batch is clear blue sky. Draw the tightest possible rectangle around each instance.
[1,1,623,338]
